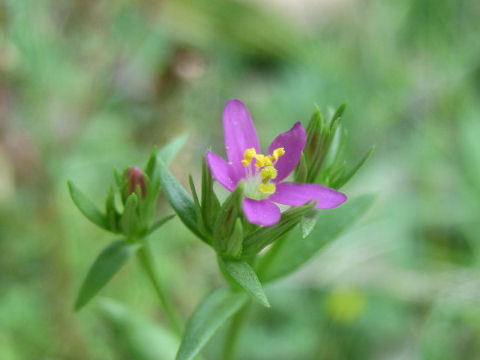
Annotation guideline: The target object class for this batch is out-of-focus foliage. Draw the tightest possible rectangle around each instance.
[0,0,479,359]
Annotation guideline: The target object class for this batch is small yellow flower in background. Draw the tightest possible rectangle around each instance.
[325,287,366,324]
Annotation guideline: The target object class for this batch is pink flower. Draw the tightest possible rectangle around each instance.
[206,99,347,226]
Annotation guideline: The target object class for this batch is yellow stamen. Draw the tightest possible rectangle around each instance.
[258,183,276,194]
[254,154,272,167]
[241,148,257,166]
[272,147,285,161]
[261,166,277,181]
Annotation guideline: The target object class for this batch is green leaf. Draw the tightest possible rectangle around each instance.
[145,146,158,179]
[188,175,201,211]
[294,152,308,183]
[331,102,346,124]
[259,194,375,282]
[221,259,269,307]
[188,174,205,234]
[157,159,205,240]
[176,287,248,360]
[213,184,243,254]
[99,299,179,360]
[75,240,141,311]
[201,156,220,232]
[300,210,319,239]
[159,134,189,166]
[120,193,139,236]
[68,181,110,231]
[333,145,375,189]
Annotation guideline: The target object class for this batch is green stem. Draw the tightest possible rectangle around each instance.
[137,240,182,335]
[220,235,288,360]
[222,303,250,360]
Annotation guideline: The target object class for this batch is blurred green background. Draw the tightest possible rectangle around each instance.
[1,0,480,359]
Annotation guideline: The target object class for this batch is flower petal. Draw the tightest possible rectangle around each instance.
[243,198,281,226]
[206,151,240,191]
[269,182,347,209]
[223,99,261,178]
[267,122,306,182]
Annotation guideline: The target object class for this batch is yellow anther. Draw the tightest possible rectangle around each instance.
[261,166,277,181]
[241,148,257,166]
[272,147,285,161]
[254,154,272,167]
[258,183,276,195]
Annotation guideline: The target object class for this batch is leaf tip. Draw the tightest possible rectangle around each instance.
[261,298,271,308]
[73,297,84,312]
[67,180,74,193]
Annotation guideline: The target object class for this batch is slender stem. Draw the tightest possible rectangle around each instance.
[220,235,289,360]
[137,240,182,335]
[222,303,250,360]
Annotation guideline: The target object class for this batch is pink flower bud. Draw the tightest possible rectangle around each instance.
[126,167,146,198]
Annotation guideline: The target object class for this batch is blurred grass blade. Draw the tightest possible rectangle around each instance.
[221,259,270,307]
[75,240,141,311]
[260,194,375,282]
[176,287,248,360]
[159,134,189,166]
[68,181,110,231]
[157,160,205,240]
[99,299,179,360]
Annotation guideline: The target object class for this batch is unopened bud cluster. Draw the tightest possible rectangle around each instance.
[295,104,374,189]
[70,148,165,241]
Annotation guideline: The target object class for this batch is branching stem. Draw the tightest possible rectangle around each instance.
[137,240,182,335]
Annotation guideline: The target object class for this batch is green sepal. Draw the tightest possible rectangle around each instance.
[157,159,206,241]
[188,175,201,211]
[74,239,141,311]
[175,287,248,360]
[224,219,243,259]
[304,103,346,183]
[219,257,270,307]
[213,183,244,254]
[144,214,175,236]
[139,176,161,230]
[114,168,124,188]
[242,203,315,256]
[301,210,319,239]
[105,186,120,233]
[201,156,220,233]
[331,102,346,124]
[294,152,308,183]
[120,193,139,237]
[304,108,323,164]
[145,145,158,179]
[68,181,111,232]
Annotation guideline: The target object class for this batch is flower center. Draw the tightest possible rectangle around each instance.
[241,147,285,200]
